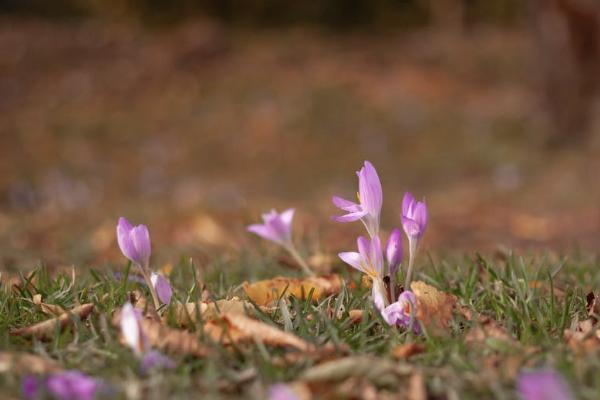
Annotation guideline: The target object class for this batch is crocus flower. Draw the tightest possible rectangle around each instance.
[150,272,173,305]
[46,371,99,400]
[141,351,176,373]
[401,192,428,287]
[247,209,295,248]
[117,217,151,268]
[333,161,382,238]
[22,375,40,399]
[386,228,403,279]
[268,383,300,400]
[517,370,573,400]
[248,208,314,276]
[379,291,420,333]
[120,302,147,356]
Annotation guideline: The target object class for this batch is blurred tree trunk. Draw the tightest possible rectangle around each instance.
[532,0,600,146]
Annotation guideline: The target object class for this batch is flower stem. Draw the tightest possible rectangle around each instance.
[404,239,417,289]
[286,246,315,277]
[138,264,161,312]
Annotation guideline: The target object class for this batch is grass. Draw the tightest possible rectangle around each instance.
[1,251,599,399]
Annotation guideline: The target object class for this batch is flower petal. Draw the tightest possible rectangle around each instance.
[120,302,145,355]
[402,192,415,217]
[402,216,423,239]
[46,371,98,400]
[279,208,295,228]
[358,161,382,217]
[141,351,176,373]
[517,370,573,400]
[332,196,361,212]
[151,273,173,305]
[117,217,138,263]
[386,228,403,275]
[332,210,368,223]
[131,225,151,267]
[247,224,281,244]
[338,252,365,273]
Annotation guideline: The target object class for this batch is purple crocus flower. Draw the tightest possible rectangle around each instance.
[117,217,151,268]
[338,236,384,280]
[268,383,300,400]
[386,228,403,279]
[22,375,40,399]
[247,209,295,248]
[401,193,427,287]
[141,351,176,373]
[333,161,382,238]
[517,370,573,400]
[120,302,147,356]
[46,371,99,400]
[150,273,173,305]
[379,291,420,333]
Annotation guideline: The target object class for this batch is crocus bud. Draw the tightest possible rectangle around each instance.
[150,273,173,305]
[385,228,403,278]
[116,217,151,268]
[401,192,428,241]
[120,302,147,356]
[247,208,295,247]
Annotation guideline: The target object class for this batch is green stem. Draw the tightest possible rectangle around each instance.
[286,246,315,277]
[138,264,161,313]
[404,239,417,289]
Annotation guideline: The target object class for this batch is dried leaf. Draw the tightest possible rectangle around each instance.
[465,316,514,345]
[204,313,313,351]
[410,281,456,333]
[32,294,66,316]
[407,371,426,400]
[10,303,94,340]
[564,319,600,353]
[243,275,342,306]
[0,352,63,374]
[348,309,364,324]
[392,343,426,360]
[112,308,208,357]
[173,298,254,327]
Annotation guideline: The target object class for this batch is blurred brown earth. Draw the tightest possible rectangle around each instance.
[0,18,599,270]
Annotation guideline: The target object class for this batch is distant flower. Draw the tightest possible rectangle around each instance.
[150,273,173,305]
[46,371,99,400]
[22,375,40,400]
[247,209,295,248]
[338,236,384,280]
[268,383,300,400]
[333,161,382,238]
[116,217,151,268]
[517,370,573,400]
[380,291,420,333]
[401,192,427,242]
[385,228,403,279]
[141,351,176,373]
[120,302,147,356]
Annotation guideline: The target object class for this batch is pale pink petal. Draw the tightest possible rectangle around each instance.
[338,252,365,273]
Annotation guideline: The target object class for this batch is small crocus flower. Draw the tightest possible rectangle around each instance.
[268,383,300,400]
[247,209,295,248]
[116,217,151,268]
[517,370,573,400]
[380,291,420,333]
[333,161,383,238]
[248,208,314,276]
[150,272,173,305]
[386,228,403,279]
[46,371,99,400]
[120,302,147,356]
[141,351,176,373]
[22,375,40,400]
[401,192,428,287]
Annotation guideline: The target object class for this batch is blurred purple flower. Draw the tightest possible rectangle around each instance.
[333,161,382,238]
[247,209,295,248]
[46,371,98,400]
[141,351,176,373]
[120,302,147,356]
[150,273,173,305]
[401,192,428,242]
[517,370,573,400]
[379,291,420,333]
[385,228,403,278]
[268,383,299,400]
[116,217,151,268]
[339,236,384,280]
[22,375,40,399]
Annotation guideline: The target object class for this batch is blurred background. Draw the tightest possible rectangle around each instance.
[0,0,599,271]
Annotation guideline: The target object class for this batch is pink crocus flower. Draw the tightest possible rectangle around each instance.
[385,228,403,297]
[333,161,383,238]
[401,192,428,287]
[378,290,420,333]
[23,372,101,400]
[517,370,573,400]
[268,383,300,400]
[120,302,147,356]
[150,273,173,305]
[247,209,295,248]
[117,217,151,268]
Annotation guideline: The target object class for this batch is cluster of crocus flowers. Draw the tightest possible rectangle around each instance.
[333,161,426,332]
[247,208,314,276]
[117,217,173,310]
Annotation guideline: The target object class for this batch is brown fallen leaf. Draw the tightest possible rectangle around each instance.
[243,275,342,306]
[204,313,313,351]
[0,352,63,374]
[564,318,600,353]
[410,281,456,333]
[10,303,94,340]
[32,294,66,316]
[392,343,426,360]
[465,316,514,344]
[272,342,349,366]
[112,308,208,357]
[407,371,426,400]
[172,298,254,327]
[348,309,364,324]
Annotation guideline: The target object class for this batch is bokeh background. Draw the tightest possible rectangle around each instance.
[1,0,599,271]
